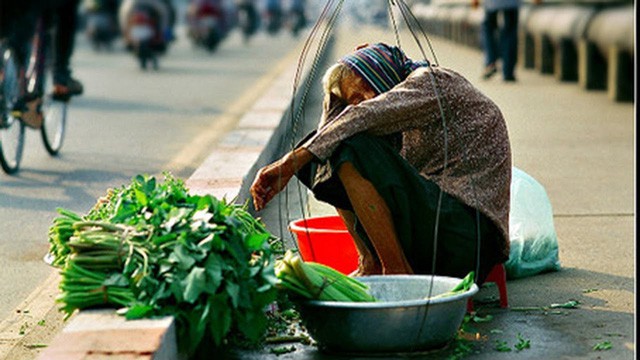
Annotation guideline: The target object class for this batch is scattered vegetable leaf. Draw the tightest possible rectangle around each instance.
[18,323,28,335]
[593,341,612,351]
[495,340,511,352]
[550,300,580,309]
[514,333,531,351]
[472,314,493,323]
[604,333,624,337]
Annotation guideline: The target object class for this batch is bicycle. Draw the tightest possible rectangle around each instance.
[0,17,69,175]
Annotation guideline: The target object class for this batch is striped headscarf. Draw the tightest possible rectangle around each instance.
[339,43,430,95]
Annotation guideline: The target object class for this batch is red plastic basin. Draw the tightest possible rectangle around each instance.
[289,215,358,274]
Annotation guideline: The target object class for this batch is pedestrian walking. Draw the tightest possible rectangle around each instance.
[472,0,521,82]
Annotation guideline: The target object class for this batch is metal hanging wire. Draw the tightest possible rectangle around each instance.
[392,0,486,349]
[272,0,346,253]
[391,0,485,348]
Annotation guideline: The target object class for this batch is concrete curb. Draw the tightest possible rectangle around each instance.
[37,310,178,360]
[0,272,60,359]
[34,31,333,360]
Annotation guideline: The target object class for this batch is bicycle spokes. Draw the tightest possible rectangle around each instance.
[1,46,26,174]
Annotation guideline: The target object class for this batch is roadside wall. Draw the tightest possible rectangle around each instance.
[411,0,635,102]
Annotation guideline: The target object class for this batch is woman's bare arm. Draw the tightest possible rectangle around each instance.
[250,147,314,211]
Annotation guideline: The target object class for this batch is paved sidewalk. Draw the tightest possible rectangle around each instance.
[244,25,635,359]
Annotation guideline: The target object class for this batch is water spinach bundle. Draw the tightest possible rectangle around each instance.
[47,174,280,355]
[275,250,475,303]
[275,251,376,302]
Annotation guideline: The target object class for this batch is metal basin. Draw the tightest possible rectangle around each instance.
[296,275,478,354]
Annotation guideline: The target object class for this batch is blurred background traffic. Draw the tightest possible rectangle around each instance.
[80,0,319,69]
[72,0,402,69]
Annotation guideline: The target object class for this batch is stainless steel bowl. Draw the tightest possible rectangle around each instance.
[296,275,478,354]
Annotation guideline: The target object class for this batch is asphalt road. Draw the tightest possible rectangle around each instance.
[0,25,305,323]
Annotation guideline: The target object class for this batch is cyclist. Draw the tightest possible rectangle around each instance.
[51,0,84,96]
[1,0,84,125]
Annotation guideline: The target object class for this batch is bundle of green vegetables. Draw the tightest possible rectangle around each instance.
[47,174,280,355]
[275,251,475,302]
[275,251,376,302]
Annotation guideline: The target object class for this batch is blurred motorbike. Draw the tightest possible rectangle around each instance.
[186,0,228,52]
[82,0,120,50]
[236,0,258,43]
[263,0,283,35]
[286,0,306,37]
[119,0,171,69]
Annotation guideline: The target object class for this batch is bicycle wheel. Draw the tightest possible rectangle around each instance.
[0,47,25,174]
[40,95,67,156]
[40,60,67,156]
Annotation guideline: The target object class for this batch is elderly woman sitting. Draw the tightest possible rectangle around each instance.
[250,43,511,284]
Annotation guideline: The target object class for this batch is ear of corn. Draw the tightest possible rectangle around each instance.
[275,250,376,302]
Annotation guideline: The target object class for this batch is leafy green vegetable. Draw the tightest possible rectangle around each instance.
[447,338,475,360]
[514,333,531,351]
[494,340,511,352]
[604,333,624,337]
[275,251,375,302]
[472,314,493,323]
[511,299,580,312]
[494,333,531,353]
[446,315,477,360]
[428,271,475,300]
[550,300,580,309]
[47,173,280,355]
[509,306,547,312]
[593,340,612,351]
[18,323,28,335]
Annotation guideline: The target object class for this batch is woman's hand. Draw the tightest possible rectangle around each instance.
[250,160,291,211]
[250,147,314,211]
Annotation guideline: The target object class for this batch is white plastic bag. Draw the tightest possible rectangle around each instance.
[505,167,561,279]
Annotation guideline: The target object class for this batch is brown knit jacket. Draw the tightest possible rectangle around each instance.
[303,66,512,260]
